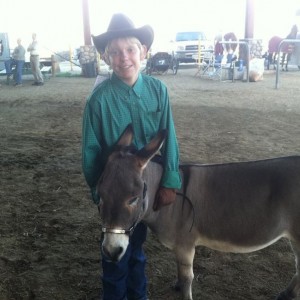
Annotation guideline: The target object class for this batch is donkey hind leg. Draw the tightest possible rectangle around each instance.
[175,246,195,300]
[276,241,300,300]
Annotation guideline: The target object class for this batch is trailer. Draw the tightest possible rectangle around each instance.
[0,33,10,71]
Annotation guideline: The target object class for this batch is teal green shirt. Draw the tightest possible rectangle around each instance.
[82,72,181,204]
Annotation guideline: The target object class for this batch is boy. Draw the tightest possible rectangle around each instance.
[82,13,181,300]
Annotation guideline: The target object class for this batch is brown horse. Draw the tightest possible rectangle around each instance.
[267,25,298,71]
[97,124,300,300]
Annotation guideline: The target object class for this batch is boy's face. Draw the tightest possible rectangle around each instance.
[106,37,147,86]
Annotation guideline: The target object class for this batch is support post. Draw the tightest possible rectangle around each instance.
[275,39,300,89]
[82,0,92,45]
[51,55,56,77]
[245,0,254,39]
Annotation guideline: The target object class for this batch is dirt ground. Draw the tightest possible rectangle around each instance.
[1,66,300,300]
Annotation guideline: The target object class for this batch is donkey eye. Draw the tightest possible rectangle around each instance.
[128,197,139,206]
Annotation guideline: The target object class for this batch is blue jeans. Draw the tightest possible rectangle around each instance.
[14,60,25,84]
[4,59,13,75]
[4,59,24,84]
[215,54,223,64]
[101,222,148,300]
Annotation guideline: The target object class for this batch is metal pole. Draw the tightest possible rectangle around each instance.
[69,45,73,71]
[82,0,92,45]
[245,0,254,39]
[275,39,300,89]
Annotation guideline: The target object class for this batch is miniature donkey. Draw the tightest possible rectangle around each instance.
[97,124,300,300]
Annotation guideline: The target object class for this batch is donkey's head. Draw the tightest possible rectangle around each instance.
[97,124,167,262]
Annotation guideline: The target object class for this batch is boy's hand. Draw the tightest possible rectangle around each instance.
[153,187,176,211]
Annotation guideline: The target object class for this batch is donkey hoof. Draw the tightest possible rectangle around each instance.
[275,290,294,300]
[173,281,181,292]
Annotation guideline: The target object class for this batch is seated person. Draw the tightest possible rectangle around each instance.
[223,32,238,63]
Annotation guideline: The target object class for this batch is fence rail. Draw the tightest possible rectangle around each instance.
[275,39,300,89]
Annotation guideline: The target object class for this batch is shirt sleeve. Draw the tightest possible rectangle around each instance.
[27,43,34,52]
[82,96,103,204]
[158,84,182,189]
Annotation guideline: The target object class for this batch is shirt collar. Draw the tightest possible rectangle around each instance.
[111,73,143,97]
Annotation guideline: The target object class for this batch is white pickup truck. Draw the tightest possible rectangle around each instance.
[172,31,213,64]
[0,33,10,71]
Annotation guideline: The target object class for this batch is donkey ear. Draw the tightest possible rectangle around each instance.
[136,129,168,169]
[116,124,134,146]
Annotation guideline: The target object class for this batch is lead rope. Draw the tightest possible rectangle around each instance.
[176,191,195,233]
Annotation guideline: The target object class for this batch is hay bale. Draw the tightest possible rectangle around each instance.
[249,58,264,82]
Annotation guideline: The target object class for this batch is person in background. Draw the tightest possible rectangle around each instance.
[12,38,26,86]
[214,34,224,64]
[27,33,44,86]
[4,38,25,86]
[223,32,238,63]
[82,13,181,300]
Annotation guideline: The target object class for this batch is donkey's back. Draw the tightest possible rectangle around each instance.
[181,156,300,252]
[145,156,300,300]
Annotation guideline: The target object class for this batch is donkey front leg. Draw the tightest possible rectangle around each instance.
[175,246,195,300]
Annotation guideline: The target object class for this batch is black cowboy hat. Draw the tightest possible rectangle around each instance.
[92,13,154,54]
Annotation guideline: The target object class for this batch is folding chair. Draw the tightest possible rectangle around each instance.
[195,53,226,80]
[194,51,214,76]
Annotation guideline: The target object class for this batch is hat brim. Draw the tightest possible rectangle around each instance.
[92,25,154,54]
